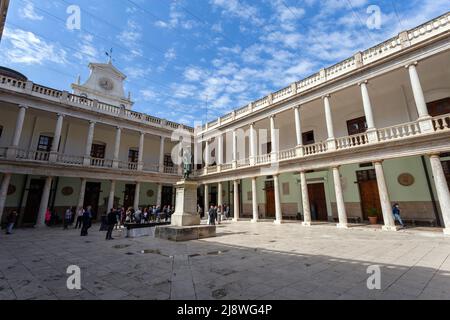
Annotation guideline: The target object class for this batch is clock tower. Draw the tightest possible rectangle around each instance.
[71,61,134,109]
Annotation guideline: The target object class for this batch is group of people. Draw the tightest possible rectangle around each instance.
[123,205,173,224]
[199,204,231,226]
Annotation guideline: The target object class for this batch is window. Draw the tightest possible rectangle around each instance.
[263,142,272,154]
[37,135,53,152]
[356,169,377,182]
[427,98,450,116]
[302,131,315,145]
[347,116,368,135]
[128,149,139,163]
[164,154,174,167]
[0,125,3,139]
[91,143,106,159]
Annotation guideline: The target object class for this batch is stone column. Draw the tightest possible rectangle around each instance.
[138,132,145,171]
[49,113,65,162]
[76,178,87,212]
[83,121,95,166]
[112,127,122,168]
[217,182,223,209]
[359,81,378,142]
[0,173,12,221]
[294,106,304,157]
[333,167,348,228]
[429,154,450,235]
[251,177,258,223]
[204,184,209,217]
[107,180,116,213]
[406,62,433,132]
[7,105,27,159]
[133,182,141,210]
[204,140,210,174]
[217,134,223,171]
[232,130,237,168]
[374,161,397,231]
[159,136,165,173]
[323,95,336,150]
[300,171,311,226]
[249,123,257,165]
[270,115,278,161]
[233,180,239,222]
[157,183,163,206]
[274,175,283,224]
[36,176,53,227]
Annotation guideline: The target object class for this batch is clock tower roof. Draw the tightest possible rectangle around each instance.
[71,61,134,109]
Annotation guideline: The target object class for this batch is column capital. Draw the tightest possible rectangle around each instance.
[372,159,384,165]
[89,120,96,125]
[322,94,331,100]
[56,113,66,118]
[358,80,369,86]
[249,122,256,127]
[331,165,341,170]
[404,61,418,69]
[116,126,122,131]
[140,131,146,137]
[429,153,441,158]
[18,104,29,110]
[293,104,302,110]
[269,114,276,119]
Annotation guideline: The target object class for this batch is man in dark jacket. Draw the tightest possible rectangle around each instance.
[6,210,18,235]
[106,208,117,240]
[80,206,92,236]
[208,205,216,226]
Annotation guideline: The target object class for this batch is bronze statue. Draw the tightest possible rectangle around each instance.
[183,149,192,180]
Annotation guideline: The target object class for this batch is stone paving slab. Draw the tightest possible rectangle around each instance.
[0,221,450,300]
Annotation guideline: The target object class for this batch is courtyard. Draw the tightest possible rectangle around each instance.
[0,221,450,300]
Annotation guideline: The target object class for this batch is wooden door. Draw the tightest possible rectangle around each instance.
[161,186,173,207]
[83,182,101,219]
[358,180,383,221]
[22,179,45,225]
[123,184,136,209]
[307,183,328,221]
[265,181,275,218]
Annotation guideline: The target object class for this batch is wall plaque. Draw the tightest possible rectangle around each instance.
[398,173,414,186]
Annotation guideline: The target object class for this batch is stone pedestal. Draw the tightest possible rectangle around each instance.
[155,180,216,241]
[171,180,201,226]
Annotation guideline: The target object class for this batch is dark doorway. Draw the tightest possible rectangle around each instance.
[357,170,383,222]
[265,180,275,218]
[210,186,217,206]
[302,130,315,145]
[442,160,450,189]
[123,184,136,209]
[307,183,328,221]
[83,182,101,219]
[427,98,450,129]
[161,186,173,206]
[22,179,45,226]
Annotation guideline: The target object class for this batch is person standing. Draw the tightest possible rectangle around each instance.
[5,210,18,235]
[45,208,51,226]
[106,208,117,240]
[63,207,73,230]
[217,205,222,225]
[80,206,92,236]
[392,203,405,228]
[75,207,84,229]
[208,205,216,226]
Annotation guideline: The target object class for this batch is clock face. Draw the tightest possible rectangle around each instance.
[99,77,114,90]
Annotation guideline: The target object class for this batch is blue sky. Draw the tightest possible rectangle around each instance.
[1,0,449,126]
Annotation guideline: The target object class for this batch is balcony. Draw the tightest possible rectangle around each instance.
[196,113,450,177]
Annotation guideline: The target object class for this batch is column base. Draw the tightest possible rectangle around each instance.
[337,223,349,229]
[232,218,239,222]
[302,221,311,227]
[274,220,283,225]
[443,228,450,235]
[382,225,398,232]
[250,219,259,223]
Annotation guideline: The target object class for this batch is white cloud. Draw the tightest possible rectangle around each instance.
[210,0,264,26]
[1,27,67,65]
[19,1,43,21]
[184,67,205,81]
[164,48,177,61]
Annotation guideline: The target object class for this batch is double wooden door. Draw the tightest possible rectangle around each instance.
[357,170,383,222]
[307,183,328,221]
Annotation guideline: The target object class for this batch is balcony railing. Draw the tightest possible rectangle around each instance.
[90,158,113,168]
[57,154,84,165]
[16,149,50,161]
[304,142,328,156]
[433,114,450,131]
[0,147,7,158]
[377,121,421,141]
[336,132,369,150]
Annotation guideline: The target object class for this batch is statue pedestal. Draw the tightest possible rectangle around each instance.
[155,180,216,241]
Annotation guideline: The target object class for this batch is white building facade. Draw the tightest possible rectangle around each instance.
[194,13,450,234]
[1,12,450,233]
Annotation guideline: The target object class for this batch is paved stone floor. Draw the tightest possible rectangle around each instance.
[1,220,450,300]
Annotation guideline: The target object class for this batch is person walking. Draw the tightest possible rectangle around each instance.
[392,203,405,228]
[106,208,117,240]
[75,207,84,229]
[63,207,73,230]
[5,210,18,235]
[208,205,216,226]
[80,206,92,236]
